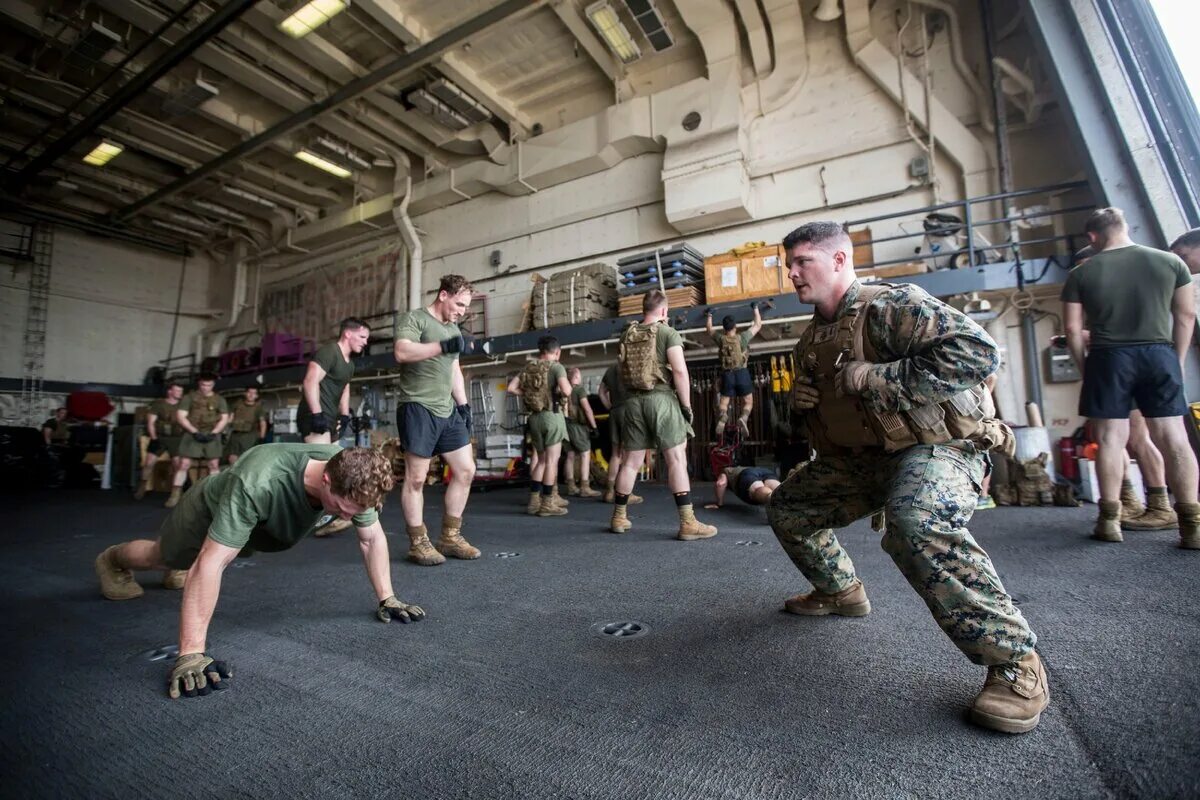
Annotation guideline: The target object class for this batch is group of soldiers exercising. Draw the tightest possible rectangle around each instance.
[99,223,1060,735]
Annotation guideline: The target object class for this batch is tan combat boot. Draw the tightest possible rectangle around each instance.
[603,484,616,503]
[676,504,717,541]
[970,650,1050,734]
[407,524,446,566]
[162,570,187,590]
[537,494,568,517]
[610,504,632,533]
[1123,489,1178,530]
[526,491,541,515]
[579,484,602,498]
[1092,500,1123,543]
[550,487,569,508]
[95,545,144,601]
[133,479,149,501]
[1119,479,1145,521]
[737,415,751,438]
[435,515,481,559]
[164,486,182,509]
[566,480,580,497]
[784,580,871,617]
[1176,502,1200,549]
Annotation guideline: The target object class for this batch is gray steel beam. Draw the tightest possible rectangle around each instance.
[8,0,258,192]
[113,0,544,222]
[1020,0,1161,242]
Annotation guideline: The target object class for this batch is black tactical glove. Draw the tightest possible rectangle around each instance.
[749,300,759,310]
[337,414,352,437]
[588,426,599,440]
[704,307,713,317]
[308,413,330,434]
[376,596,426,624]
[191,432,213,444]
[456,403,473,433]
[681,406,694,425]
[147,439,165,456]
[167,652,232,699]
[440,334,479,355]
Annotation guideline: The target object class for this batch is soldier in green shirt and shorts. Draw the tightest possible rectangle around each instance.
[169,374,230,509]
[563,367,601,498]
[507,336,576,517]
[611,290,717,541]
[299,318,370,444]
[598,364,642,505]
[225,387,269,465]
[94,444,423,699]
[135,381,184,501]
[392,274,484,566]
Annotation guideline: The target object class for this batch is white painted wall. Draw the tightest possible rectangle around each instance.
[0,227,216,385]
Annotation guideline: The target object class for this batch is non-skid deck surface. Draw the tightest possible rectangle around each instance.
[3,486,1199,799]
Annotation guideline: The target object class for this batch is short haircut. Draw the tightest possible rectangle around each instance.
[721,315,736,331]
[1084,207,1126,236]
[326,448,394,511]
[643,289,667,315]
[438,274,473,297]
[1170,228,1200,253]
[568,367,581,380]
[782,221,851,252]
[197,372,217,383]
[537,335,560,354]
[167,380,184,390]
[340,317,368,334]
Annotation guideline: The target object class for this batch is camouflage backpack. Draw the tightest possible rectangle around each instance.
[521,360,553,412]
[619,322,663,391]
[717,333,745,371]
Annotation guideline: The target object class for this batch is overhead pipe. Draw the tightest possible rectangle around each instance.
[392,156,422,312]
[9,0,259,191]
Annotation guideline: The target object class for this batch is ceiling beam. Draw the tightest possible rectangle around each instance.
[550,0,624,83]
[114,0,546,221]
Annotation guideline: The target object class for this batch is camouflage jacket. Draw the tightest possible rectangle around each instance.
[828,280,999,412]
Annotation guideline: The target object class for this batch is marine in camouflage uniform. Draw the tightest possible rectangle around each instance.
[225,387,270,464]
[768,221,1047,734]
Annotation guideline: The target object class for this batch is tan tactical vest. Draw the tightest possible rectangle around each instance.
[619,322,665,391]
[231,400,260,433]
[717,332,746,371]
[795,284,1012,456]
[521,360,553,413]
[151,399,178,436]
[186,392,223,432]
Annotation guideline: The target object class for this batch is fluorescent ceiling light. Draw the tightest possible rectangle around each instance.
[82,141,123,166]
[279,0,348,39]
[313,137,373,170]
[193,199,246,222]
[222,185,277,208]
[586,1,641,64]
[295,149,352,178]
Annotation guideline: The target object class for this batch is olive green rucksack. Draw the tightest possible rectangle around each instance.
[619,322,664,391]
[718,333,745,371]
[521,360,553,412]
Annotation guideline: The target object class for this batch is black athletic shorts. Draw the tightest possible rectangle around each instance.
[734,466,777,504]
[1080,343,1187,419]
[398,402,469,458]
[721,367,753,398]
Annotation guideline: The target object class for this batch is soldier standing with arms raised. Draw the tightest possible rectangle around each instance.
[767,221,1047,733]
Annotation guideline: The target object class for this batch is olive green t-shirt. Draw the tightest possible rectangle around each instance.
[1060,244,1192,348]
[649,324,684,393]
[42,418,69,442]
[299,342,354,423]
[395,308,461,418]
[148,399,180,437]
[710,330,753,368]
[569,384,588,424]
[601,365,626,410]
[201,443,378,552]
[230,400,269,433]
[179,392,229,433]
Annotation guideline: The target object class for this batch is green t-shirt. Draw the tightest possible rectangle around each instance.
[569,384,588,425]
[42,418,69,442]
[148,399,180,437]
[299,342,354,422]
[230,400,269,433]
[601,365,626,410]
[1060,244,1192,348]
[395,308,461,418]
[179,391,229,432]
[651,324,684,393]
[201,443,378,552]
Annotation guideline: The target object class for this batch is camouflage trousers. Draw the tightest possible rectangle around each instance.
[766,443,1035,666]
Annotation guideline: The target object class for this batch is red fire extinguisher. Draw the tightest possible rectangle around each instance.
[1059,437,1078,481]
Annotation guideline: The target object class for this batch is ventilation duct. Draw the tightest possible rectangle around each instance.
[428,79,491,124]
[64,21,123,71]
[161,76,219,120]
[624,0,674,51]
[408,89,471,131]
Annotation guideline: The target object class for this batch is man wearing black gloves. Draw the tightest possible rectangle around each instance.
[299,317,370,445]
[94,444,422,699]
[392,274,482,566]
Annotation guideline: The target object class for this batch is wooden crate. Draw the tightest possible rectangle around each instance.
[859,261,929,281]
[618,285,703,316]
[849,227,874,268]
[703,244,785,303]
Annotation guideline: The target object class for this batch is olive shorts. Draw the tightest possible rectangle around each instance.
[158,478,214,570]
[224,431,261,458]
[621,391,691,451]
[528,410,567,452]
[565,420,590,453]
[178,432,223,460]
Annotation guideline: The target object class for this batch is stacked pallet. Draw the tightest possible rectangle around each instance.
[618,285,704,316]
[531,263,619,329]
[616,243,706,300]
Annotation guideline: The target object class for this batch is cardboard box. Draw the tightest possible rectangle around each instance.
[703,244,785,303]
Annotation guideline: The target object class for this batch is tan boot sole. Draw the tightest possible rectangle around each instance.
[969,706,1043,734]
[435,544,481,559]
[537,507,568,517]
[610,523,631,534]
[408,551,446,566]
[1122,516,1179,531]
[677,527,718,541]
[783,599,871,617]
[1091,530,1123,543]
[95,552,144,601]
[1180,537,1200,550]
